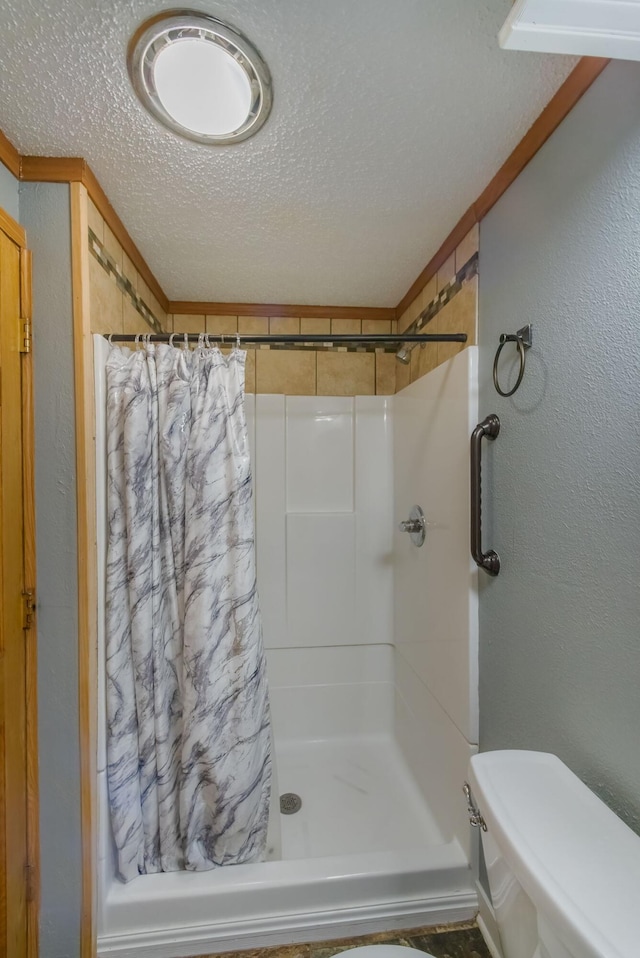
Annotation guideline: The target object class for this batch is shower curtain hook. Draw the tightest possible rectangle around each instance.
[183,333,188,350]
[204,332,211,349]
[107,333,114,345]
[221,333,225,347]
[235,332,241,349]
[197,333,205,350]
[169,333,176,347]
[134,333,141,350]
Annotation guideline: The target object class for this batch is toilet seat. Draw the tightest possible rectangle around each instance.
[334,947,435,958]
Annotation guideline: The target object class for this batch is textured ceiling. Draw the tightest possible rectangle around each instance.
[0,1,576,306]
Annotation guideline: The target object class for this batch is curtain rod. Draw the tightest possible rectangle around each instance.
[105,333,467,344]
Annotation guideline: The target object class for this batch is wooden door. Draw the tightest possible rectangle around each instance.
[0,209,37,958]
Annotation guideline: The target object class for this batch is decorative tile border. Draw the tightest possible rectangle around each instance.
[406,251,478,338]
[88,228,164,334]
[255,342,395,354]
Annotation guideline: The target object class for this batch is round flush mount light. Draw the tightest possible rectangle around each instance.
[128,11,272,145]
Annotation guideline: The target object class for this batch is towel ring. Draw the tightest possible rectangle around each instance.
[493,324,532,397]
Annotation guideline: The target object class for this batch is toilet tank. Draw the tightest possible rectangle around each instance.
[468,750,640,958]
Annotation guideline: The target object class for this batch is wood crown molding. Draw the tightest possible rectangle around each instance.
[169,301,396,320]
[0,128,21,178]
[0,55,610,325]
[395,56,610,318]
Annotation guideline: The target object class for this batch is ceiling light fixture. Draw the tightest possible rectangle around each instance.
[128,11,272,145]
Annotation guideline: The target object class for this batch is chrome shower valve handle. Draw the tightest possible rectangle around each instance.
[398,505,426,547]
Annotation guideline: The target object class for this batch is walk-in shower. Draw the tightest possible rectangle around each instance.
[94,337,479,958]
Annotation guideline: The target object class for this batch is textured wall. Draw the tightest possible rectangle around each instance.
[21,183,82,957]
[478,61,640,833]
[0,161,19,221]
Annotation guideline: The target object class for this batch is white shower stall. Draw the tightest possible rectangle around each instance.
[94,339,479,957]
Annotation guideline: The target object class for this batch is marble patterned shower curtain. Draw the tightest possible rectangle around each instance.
[105,342,271,882]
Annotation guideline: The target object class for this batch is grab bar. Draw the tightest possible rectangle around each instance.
[470,414,501,576]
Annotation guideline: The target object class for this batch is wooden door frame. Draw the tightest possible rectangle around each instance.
[70,182,98,958]
[0,203,39,958]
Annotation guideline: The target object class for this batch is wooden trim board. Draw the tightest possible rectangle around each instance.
[169,301,396,320]
[20,155,85,184]
[20,246,40,958]
[0,205,27,250]
[0,128,20,178]
[70,183,98,958]
[395,56,610,317]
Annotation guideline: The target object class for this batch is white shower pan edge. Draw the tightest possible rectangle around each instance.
[98,842,475,957]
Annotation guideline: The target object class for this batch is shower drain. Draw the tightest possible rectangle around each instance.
[280,792,302,815]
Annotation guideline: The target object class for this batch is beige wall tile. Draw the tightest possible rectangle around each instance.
[331,318,361,335]
[409,343,420,383]
[206,315,238,335]
[173,314,205,334]
[395,355,411,392]
[238,315,269,335]
[123,296,156,335]
[362,319,391,335]
[391,319,398,334]
[88,199,103,242]
[375,353,396,395]
[437,277,477,366]
[316,352,375,396]
[123,251,137,289]
[419,274,437,313]
[165,314,173,332]
[398,293,422,332]
[300,317,331,335]
[256,349,316,395]
[137,276,168,331]
[463,275,478,343]
[406,313,439,384]
[455,223,479,272]
[244,349,256,394]
[416,342,438,379]
[270,316,299,335]
[437,252,456,292]
[89,255,123,334]
[103,221,123,269]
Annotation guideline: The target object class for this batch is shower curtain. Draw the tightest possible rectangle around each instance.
[105,341,271,882]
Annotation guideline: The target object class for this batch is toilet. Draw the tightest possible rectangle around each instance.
[468,749,640,958]
[337,750,640,958]
[333,950,435,958]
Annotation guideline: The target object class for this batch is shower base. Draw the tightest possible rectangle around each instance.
[98,732,474,958]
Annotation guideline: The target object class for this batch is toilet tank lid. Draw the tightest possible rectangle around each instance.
[469,750,640,958]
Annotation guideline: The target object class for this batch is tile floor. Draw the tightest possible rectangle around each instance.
[206,922,492,958]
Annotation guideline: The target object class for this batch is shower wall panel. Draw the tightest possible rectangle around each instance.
[393,348,479,853]
[394,348,478,744]
[253,395,393,650]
